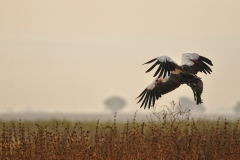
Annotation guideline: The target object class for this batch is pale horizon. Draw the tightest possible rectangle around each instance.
[1,1,240,114]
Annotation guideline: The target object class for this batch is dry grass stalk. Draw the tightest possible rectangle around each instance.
[0,102,240,159]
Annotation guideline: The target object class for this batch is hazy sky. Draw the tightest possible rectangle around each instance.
[1,1,240,114]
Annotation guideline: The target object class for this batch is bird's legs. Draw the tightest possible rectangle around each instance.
[192,87,196,101]
[190,80,203,105]
[189,83,196,101]
[188,82,203,104]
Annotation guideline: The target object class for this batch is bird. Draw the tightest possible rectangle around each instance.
[136,53,213,109]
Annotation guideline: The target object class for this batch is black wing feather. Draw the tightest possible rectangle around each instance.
[183,54,213,75]
[136,88,147,99]
[200,61,212,73]
[163,62,168,78]
[145,61,159,73]
[159,65,165,78]
[148,91,153,109]
[144,93,150,109]
[154,64,162,77]
[199,56,213,66]
[136,89,147,103]
[140,92,149,108]
[136,74,182,109]
[143,58,157,65]
[143,56,182,78]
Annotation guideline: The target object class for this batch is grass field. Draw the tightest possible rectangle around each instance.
[1,102,240,159]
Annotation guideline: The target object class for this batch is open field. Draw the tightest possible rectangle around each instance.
[0,112,238,122]
[1,104,240,159]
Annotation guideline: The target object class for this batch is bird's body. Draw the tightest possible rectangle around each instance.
[136,53,213,109]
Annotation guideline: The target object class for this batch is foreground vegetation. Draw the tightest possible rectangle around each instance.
[1,102,240,160]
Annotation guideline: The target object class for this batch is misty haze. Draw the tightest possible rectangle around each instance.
[0,1,240,120]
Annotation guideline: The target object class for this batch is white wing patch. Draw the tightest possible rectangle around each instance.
[157,55,174,62]
[147,77,158,90]
[147,75,170,90]
[182,53,199,66]
[143,55,181,78]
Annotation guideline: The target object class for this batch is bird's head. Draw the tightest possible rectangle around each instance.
[155,78,164,85]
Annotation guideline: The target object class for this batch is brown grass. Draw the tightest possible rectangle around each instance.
[1,102,240,160]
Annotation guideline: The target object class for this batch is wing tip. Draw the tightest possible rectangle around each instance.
[143,58,157,65]
[199,55,213,66]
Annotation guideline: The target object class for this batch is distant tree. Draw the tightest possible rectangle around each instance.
[104,96,127,113]
[233,101,240,113]
[178,97,205,113]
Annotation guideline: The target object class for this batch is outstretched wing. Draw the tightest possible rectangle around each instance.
[182,53,213,74]
[136,74,182,109]
[143,55,182,78]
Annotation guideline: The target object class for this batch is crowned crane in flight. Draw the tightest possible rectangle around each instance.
[136,53,213,109]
